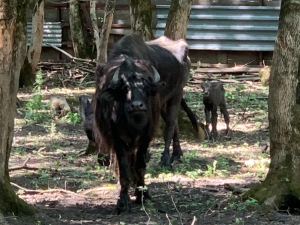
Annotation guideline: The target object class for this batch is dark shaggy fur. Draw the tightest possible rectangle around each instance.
[94,55,164,214]
[108,34,204,168]
[201,80,230,140]
[79,95,94,142]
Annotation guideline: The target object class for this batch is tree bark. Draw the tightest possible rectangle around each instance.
[244,0,300,211]
[130,0,153,41]
[99,0,115,63]
[90,0,101,61]
[0,0,35,215]
[19,0,44,87]
[164,0,193,40]
[69,0,88,58]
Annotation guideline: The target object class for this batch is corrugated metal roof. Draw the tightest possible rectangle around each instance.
[27,22,62,47]
[155,5,280,51]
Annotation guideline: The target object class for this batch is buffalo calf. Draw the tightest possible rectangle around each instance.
[201,80,230,140]
[79,95,94,142]
[79,95,111,166]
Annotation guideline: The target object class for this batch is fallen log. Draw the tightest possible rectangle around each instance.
[194,66,263,74]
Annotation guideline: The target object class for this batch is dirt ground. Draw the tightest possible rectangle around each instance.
[5,72,300,225]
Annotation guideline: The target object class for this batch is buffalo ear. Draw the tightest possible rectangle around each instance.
[212,82,222,89]
[201,82,204,89]
[150,82,166,96]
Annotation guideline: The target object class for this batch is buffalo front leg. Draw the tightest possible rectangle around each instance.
[210,106,218,140]
[114,142,132,214]
[204,106,211,139]
[172,120,183,162]
[135,136,151,204]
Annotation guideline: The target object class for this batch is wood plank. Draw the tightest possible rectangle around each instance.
[191,63,230,68]
[194,66,263,74]
[61,22,131,29]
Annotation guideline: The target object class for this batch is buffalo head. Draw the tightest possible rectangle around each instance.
[97,56,165,133]
[115,57,164,128]
[201,80,222,97]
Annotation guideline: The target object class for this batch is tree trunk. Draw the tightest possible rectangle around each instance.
[99,0,115,63]
[130,0,153,41]
[164,0,193,40]
[90,0,101,61]
[244,0,300,211]
[69,0,88,58]
[19,0,44,87]
[0,0,35,215]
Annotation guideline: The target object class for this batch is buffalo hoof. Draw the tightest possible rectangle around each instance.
[159,155,172,169]
[171,153,182,162]
[135,188,151,204]
[114,194,131,215]
[209,132,218,141]
[225,128,230,135]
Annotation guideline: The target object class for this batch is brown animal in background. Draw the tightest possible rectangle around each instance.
[201,80,230,140]
[50,96,71,118]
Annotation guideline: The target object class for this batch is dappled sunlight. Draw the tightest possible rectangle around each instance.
[8,73,276,224]
[17,87,95,100]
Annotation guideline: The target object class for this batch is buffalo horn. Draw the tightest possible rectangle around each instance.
[151,66,160,82]
[111,67,120,84]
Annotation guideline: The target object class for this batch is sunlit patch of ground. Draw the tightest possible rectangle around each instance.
[7,80,298,225]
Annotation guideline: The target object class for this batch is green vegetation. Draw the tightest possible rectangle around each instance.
[62,111,81,125]
[24,70,50,123]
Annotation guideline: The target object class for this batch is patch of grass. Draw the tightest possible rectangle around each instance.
[62,111,81,125]
[24,70,50,124]
[226,197,259,212]
[13,146,26,155]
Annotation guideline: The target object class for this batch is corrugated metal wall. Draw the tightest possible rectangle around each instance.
[27,22,62,47]
[155,5,280,51]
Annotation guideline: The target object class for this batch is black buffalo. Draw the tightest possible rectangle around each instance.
[94,55,164,214]
[201,80,230,140]
[108,34,204,168]
[79,95,94,142]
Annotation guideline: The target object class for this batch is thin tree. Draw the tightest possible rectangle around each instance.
[69,0,88,58]
[19,0,45,87]
[245,0,300,210]
[164,0,193,40]
[90,0,101,61]
[99,0,116,62]
[130,0,153,41]
[0,0,36,216]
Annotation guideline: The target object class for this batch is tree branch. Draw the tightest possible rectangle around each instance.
[9,157,40,171]
[46,44,96,64]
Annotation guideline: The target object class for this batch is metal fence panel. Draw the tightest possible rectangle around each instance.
[27,22,62,47]
[155,5,280,51]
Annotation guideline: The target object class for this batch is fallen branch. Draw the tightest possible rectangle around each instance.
[77,66,95,74]
[191,216,197,225]
[166,181,184,225]
[200,186,220,192]
[46,44,96,65]
[10,182,100,199]
[194,66,262,74]
[224,183,250,194]
[9,157,40,172]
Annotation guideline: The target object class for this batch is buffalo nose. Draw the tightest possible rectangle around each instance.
[204,91,209,95]
[131,101,146,111]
